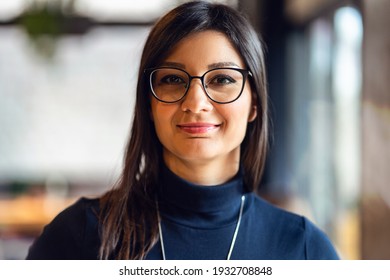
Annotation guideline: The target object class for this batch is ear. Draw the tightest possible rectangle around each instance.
[248,105,257,123]
[248,91,258,122]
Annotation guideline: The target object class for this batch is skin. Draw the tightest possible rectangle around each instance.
[150,30,257,186]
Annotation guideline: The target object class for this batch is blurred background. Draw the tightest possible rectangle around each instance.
[0,0,388,260]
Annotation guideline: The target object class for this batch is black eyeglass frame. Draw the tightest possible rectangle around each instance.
[144,67,252,104]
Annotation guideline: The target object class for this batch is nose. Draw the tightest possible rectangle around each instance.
[181,78,213,113]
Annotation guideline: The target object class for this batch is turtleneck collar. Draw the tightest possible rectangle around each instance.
[157,164,248,228]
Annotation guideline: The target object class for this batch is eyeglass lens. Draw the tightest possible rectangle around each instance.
[150,68,245,103]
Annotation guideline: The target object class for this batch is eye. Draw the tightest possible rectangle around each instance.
[208,74,236,86]
[160,75,186,85]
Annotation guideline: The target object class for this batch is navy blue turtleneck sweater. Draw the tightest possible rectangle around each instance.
[26,166,339,260]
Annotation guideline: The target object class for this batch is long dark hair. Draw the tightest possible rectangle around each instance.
[99,0,268,260]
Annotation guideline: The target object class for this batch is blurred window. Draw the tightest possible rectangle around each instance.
[286,5,362,259]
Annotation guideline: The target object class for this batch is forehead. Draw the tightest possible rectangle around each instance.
[162,30,245,70]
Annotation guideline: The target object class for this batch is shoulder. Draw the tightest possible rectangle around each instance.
[57,197,100,222]
[249,194,304,228]
[44,197,100,232]
[26,197,100,260]
[248,194,339,259]
[301,217,340,259]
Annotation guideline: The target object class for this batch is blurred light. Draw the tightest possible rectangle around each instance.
[333,7,363,204]
[0,0,26,21]
[285,0,332,24]
[335,7,363,43]
[334,7,363,97]
[74,0,176,22]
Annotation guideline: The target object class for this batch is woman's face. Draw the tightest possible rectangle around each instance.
[150,30,256,181]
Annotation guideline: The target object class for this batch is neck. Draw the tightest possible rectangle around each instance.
[164,159,239,186]
[163,156,240,186]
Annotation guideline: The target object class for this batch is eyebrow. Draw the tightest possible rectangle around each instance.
[160,61,241,69]
[207,62,240,69]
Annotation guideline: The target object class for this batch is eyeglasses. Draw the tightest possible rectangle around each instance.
[144,67,252,104]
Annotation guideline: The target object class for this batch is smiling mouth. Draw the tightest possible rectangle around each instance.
[177,123,220,134]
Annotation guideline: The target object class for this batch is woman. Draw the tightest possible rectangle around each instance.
[27,1,339,260]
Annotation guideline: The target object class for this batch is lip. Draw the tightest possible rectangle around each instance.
[177,122,220,134]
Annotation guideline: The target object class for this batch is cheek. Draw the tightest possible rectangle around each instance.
[151,99,167,124]
[150,101,176,139]
[222,94,253,124]
[219,107,251,143]
[150,98,158,122]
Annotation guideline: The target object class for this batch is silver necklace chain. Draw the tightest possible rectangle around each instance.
[156,195,246,260]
